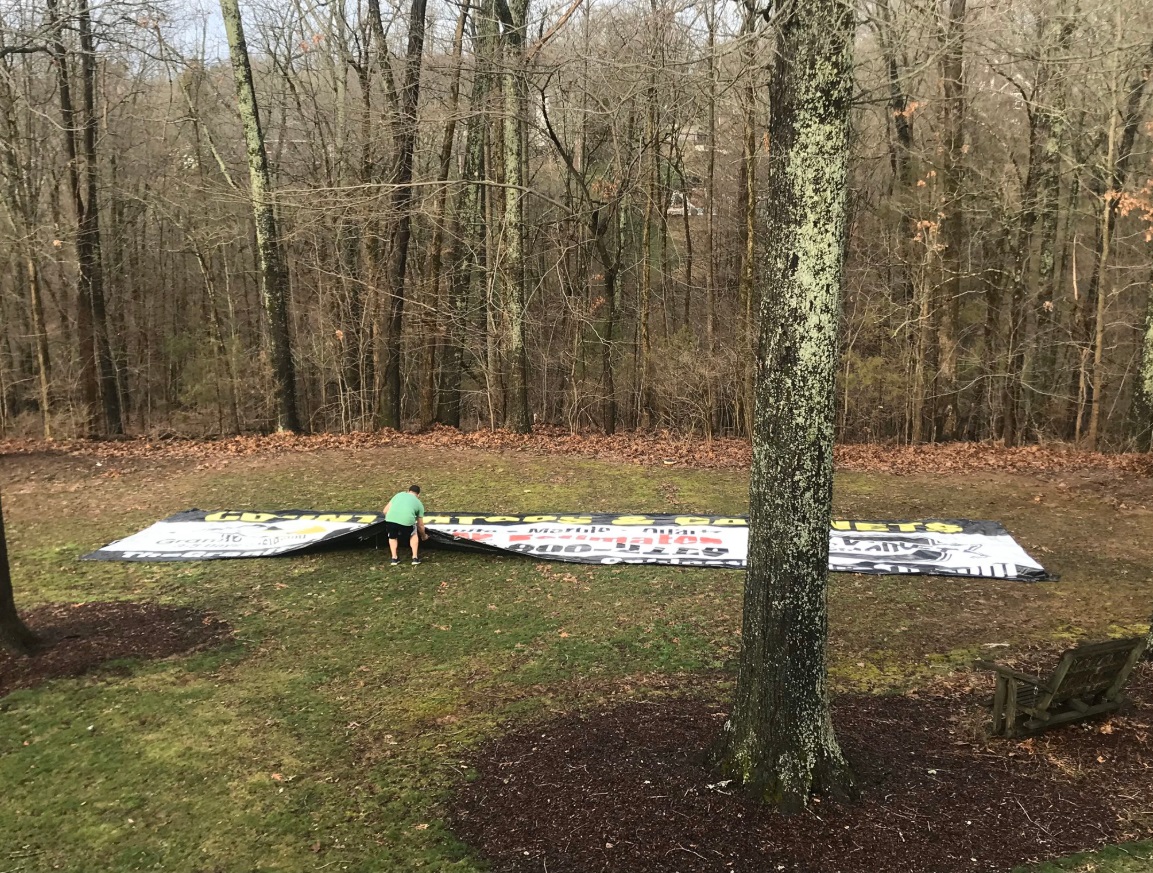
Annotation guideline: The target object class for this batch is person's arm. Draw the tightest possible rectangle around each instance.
[383,500,392,516]
[417,516,428,540]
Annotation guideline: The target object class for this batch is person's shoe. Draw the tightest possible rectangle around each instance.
[390,558,399,567]
[411,558,422,566]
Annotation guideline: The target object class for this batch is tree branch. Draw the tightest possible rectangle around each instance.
[524,0,584,65]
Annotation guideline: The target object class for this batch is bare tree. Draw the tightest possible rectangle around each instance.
[46,0,98,436]
[0,50,52,437]
[736,0,761,438]
[497,0,531,433]
[419,1,470,431]
[1078,39,1153,449]
[380,0,429,429]
[933,0,965,442]
[220,0,302,432]
[76,0,124,435]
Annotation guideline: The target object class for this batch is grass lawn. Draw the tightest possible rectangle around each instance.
[1,441,1150,872]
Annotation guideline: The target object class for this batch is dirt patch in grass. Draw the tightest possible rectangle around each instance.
[450,666,1153,873]
[0,602,232,697]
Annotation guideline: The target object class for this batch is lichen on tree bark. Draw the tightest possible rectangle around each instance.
[714,0,857,811]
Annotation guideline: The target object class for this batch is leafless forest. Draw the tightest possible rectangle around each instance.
[1,0,1151,447]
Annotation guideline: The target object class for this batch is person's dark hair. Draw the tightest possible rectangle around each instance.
[408,484,421,494]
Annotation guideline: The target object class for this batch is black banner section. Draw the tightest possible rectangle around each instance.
[81,511,1051,580]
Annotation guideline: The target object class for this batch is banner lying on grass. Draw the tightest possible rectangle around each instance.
[424,514,1051,579]
[82,509,385,561]
[82,510,1051,580]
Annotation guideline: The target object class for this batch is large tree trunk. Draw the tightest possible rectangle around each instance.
[499,0,531,433]
[873,0,919,443]
[698,0,717,433]
[219,0,302,433]
[348,62,377,431]
[380,0,429,430]
[601,261,618,435]
[715,0,856,812]
[419,2,469,431]
[935,0,966,441]
[0,488,38,656]
[46,0,98,437]
[77,0,123,435]
[737,1,759,438]
[25,253,52,438]
[1085,187,1114,450]
[703,0,717,354]
[443,0,500,429]
[637,0,660,430]
[1019,12,1074,442]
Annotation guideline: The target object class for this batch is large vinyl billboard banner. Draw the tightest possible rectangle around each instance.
[82,510,1051,581]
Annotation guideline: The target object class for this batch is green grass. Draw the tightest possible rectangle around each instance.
[2,444,1151,872]
[1016,843,1153,872]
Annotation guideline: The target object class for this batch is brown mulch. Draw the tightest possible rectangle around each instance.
[450,667,1153,873]
[2,427,1150,477]
[0,601,233,697]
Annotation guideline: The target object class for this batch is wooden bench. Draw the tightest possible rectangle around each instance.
[979,637,1148,738]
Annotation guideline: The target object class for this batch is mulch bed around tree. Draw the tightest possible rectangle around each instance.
[450,667,1153,873]
[0,602,232,697]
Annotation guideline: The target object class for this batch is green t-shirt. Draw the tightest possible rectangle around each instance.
[385,491,425,526]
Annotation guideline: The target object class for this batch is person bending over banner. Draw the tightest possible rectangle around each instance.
[383,485,428,566]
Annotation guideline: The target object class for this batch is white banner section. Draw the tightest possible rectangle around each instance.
[83,509,385,561]
[423,514,1050,580]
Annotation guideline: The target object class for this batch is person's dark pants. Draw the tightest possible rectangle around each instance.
[385,522,418,558]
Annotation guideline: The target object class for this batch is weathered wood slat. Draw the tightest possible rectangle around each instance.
[981,637,1147,738]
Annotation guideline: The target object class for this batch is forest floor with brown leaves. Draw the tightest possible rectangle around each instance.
[4,426,1153,507]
